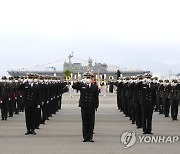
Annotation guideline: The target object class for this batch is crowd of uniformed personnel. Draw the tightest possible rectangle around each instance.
[0,75,68,135]
[1,72,179,136]
[114,74,180,134]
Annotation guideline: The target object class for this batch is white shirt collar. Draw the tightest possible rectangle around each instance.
[87,83,91,87]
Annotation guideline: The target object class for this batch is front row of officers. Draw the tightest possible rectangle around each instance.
[115,75,180,134]
[0,76,68,135]
[1,73,179,138]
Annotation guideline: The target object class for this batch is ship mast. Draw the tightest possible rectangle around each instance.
[88,57,93,72]
[68,52,73,64]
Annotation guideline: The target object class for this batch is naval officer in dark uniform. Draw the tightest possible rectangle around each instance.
[0,76,10,120]
[19,77,39,135]
[140,76,155,134]
[72,72,99,142]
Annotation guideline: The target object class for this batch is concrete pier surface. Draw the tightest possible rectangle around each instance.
[0,93,179,154]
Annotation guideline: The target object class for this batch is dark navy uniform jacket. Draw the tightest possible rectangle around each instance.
[19,83,38,108]
[72,82,99,110]
[140,83,156,107]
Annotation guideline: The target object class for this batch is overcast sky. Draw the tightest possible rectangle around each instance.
[0,0,180,76]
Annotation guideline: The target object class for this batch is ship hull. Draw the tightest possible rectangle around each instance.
[8,70,150,80]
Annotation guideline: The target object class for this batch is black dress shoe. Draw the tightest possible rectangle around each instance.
[83,140,87,142]
[25,131,31,135]
[25,133,30,135]
[147,132,153,134]
[40,121,45,124]
[31,130,36,135]
[174,117,177,120]
[89,139,94,142]
[143,132,147,134]
[32,132,36,135]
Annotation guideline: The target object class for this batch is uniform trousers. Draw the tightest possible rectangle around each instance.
[81,108,95,140]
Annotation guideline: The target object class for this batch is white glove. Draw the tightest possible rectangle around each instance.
[51,98,53,100]
[42,102,44,105]
[37,105,40,108]
[15,97,17,100]
[8,98,11,101]
[23,79,28,83]
[20,96,22,98]
[0,101,3,103]
[47,101,49,104]
[81,79,86,83]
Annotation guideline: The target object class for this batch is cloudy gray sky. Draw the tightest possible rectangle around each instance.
[0,0,180,76]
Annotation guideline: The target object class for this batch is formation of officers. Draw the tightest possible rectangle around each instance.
[0,75,68,135]
[1,72,179,137]
[114,74,180,134]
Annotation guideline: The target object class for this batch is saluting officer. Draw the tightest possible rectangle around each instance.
[72,72,99,142]
[0,76,10,120]
[19,77,39,135]
[114,78,123,111]
[161,80,171,117]
[156,80,164,114]
[169,80,179,121]
[133,76,143,128]
[8,77,15,118]
[140,75,155,134]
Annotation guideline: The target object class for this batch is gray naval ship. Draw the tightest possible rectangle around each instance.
[8,53,150,80]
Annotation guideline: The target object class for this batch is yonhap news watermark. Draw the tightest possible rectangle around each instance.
[120,131,179,149]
